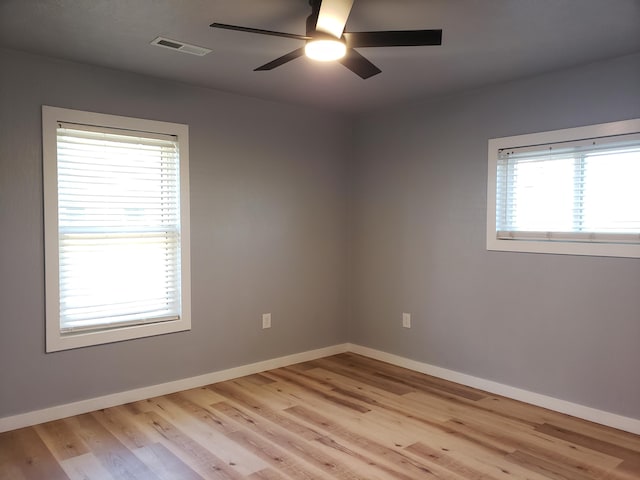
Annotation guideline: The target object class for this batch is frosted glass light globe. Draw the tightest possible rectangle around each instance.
[305,39,347,61]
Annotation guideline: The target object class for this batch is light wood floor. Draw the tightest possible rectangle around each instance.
[1,353,639,479]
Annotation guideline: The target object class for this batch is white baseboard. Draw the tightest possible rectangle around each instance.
[2,342,639,436]
[347,343,640,435]
[0,343,350,433]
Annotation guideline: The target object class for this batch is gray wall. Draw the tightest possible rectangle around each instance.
[349,53,640,419]
[0,48,350,417]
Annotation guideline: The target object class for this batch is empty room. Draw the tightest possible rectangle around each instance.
[1,0,639,478]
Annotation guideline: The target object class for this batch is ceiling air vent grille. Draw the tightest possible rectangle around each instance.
[151,36,211,56]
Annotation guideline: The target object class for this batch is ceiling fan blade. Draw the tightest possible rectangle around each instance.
[344,29,442,48]
[254,47,306,71]
[338,48,381,79]
[316,0,355,38]
[211,23,311,41]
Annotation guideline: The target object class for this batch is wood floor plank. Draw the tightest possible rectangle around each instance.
[328,353,488,401]
[310,363,524,446]
[226,378,300,411]
[441,416,623,474]
[59,452,116,480]
[157,393,268,475]
[167,390,331,479]
[257,376,374,421]
[207,382,323,441]
[535,423,640,477]
[284,403,465,480]
[34,419,89,461]
[299,370,478,453]
[166,392,239,436]
[476,394,587,429]
[308,357,416,396]
[301,366,456,423]
[141,410,245,479]
[0,427,69,480]
[506,449,607,480]
[291,397,527,480]
[0,430,30,480]
[262,369,372,414]
[225,425,333,480]
[259,374,424,449]
[209,401,373,479]
[240,374,278,387]
[478,394,640,454]
[536,422,640,462]
[2,353,639,479]
[312,434,444,480]
[0,463,28,480]
[177,387,229,409]
[91,406,157,451]
[403,390,537,431]
[245,468,288,480]
[406,441,551,480]
[67,413,160,480]
[133,442,205,480]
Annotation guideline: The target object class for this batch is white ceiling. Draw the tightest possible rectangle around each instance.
[1,0,639,113]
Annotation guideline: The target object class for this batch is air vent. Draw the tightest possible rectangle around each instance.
[151,36,211,56]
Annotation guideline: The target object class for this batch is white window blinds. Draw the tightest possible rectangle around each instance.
[56,122,182,333]
[495,133,640,244]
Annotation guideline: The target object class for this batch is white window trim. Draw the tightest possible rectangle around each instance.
[43,106,191,352]
[487,118,640,258]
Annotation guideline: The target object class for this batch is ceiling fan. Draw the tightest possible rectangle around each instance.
[210,0,442,79]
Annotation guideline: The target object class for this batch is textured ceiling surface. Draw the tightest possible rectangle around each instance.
[1,0,639,113]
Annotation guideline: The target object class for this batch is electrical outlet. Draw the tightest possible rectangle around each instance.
[402,312,411,328]
[262,313,271,329]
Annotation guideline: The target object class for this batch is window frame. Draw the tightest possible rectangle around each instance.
[43,106,191,352]
[486,118,640,258]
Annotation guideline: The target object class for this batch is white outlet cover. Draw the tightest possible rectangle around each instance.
[262,313,271,329]
[402,312,411,328]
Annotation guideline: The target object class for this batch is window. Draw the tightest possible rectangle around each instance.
[487,119,640,258]
[43,106,191,352]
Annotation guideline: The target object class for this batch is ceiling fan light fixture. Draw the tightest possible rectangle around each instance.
[305,38,347,62]
[210,0,443,78]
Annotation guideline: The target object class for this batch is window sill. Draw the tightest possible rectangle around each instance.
[46,317,191,352]
[487,237,640,258]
